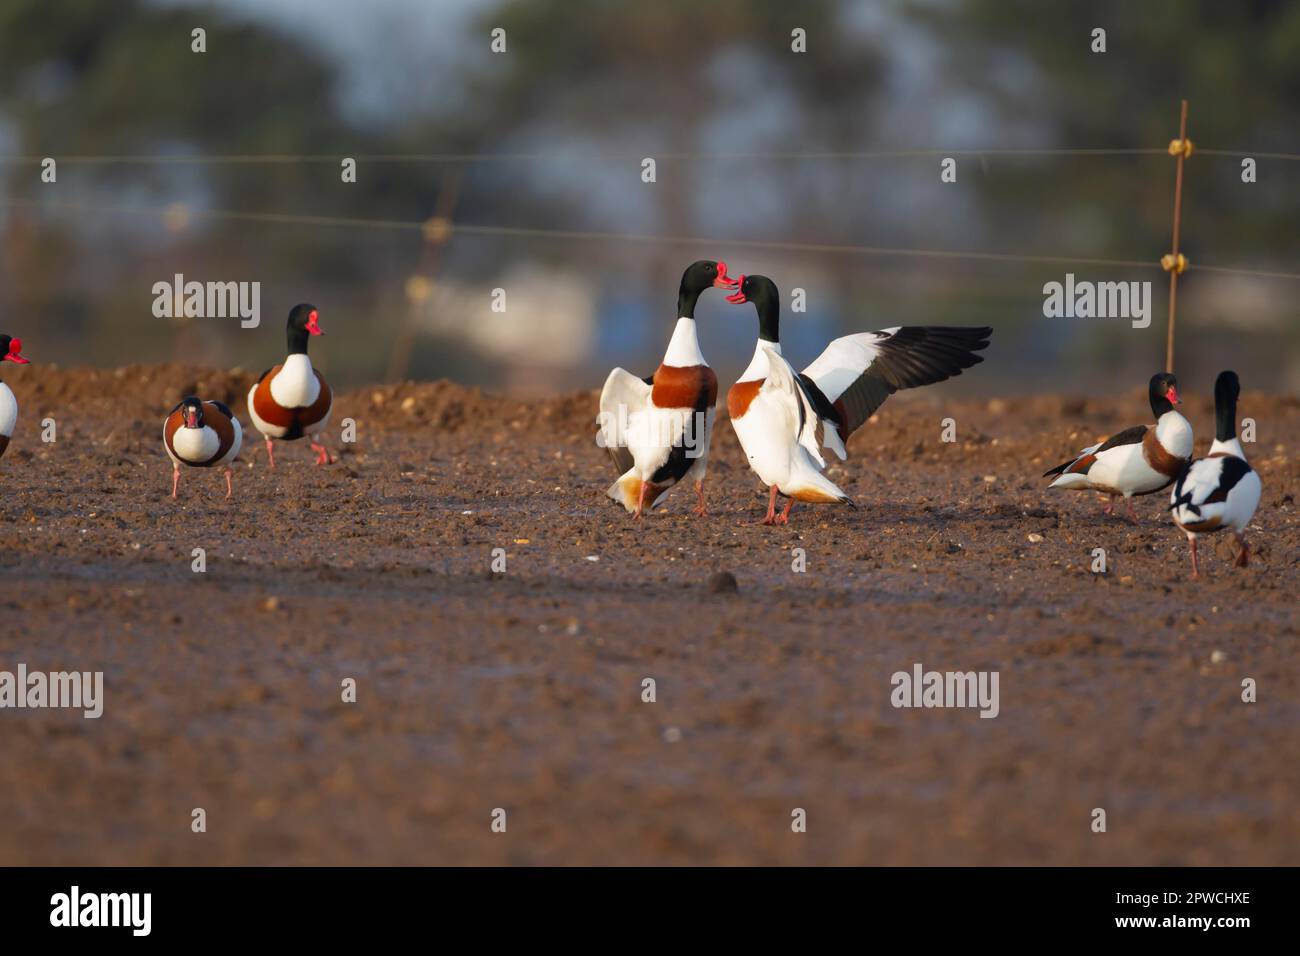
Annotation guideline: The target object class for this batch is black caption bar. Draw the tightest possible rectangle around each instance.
[0,867,1283,943]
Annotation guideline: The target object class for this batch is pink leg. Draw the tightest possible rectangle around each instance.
[1189,537,1200,579]
[1125,497,1137,521]
[224,466,234,499]
[692,480,708,518]
[633,481,650,520]
[761,485,779,525]
[1236,534,1249,568]
[264,438,276,469]
[310,438,335,465]
[1101,495,1115,516]
[171,464,180,499]
[775,497,794,525]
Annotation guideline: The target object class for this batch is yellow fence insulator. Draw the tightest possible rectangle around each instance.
[1161,253,1188,274]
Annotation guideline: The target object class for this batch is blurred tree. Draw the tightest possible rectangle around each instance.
[910,0,1300,260]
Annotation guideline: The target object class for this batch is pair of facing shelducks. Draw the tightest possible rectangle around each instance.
[164,304,334,497]
[598,261,993,523]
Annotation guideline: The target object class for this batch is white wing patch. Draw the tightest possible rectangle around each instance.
[801,329,896,403]
[760,345,826,468]
[1175,458,1229,508]
[598,367,652,460]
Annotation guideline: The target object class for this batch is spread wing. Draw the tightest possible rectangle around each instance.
[802,326,992,447]
[597,367,653,474]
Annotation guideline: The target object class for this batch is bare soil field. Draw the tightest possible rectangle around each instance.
[0,364,1296,865]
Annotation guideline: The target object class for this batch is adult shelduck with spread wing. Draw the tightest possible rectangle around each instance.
[0,334,31,462]
[163,396,242,498]
[597,260,737,518]
[1044,372,1192,519]
[724,274,991,524]
[247,304,334,467]
[1169,371,1261,578]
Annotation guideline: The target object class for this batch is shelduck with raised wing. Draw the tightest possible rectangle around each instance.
[598,260,737,518]
[1170,371,1261,578]
[1044,372,1192,519]
[164,396,243,498]
[0,334,30,462]
[247,304,334,467]
[724,274,991,524]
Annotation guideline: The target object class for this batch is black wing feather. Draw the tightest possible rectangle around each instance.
[825,326,991,436]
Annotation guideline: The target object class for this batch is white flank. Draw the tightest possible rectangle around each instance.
[0,381,16,437]
[1070,441,1160,496]
[1049,411,1192,497]
[218,416,243,465]
[246,381,286,439]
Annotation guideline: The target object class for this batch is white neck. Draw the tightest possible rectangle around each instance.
[738,339,780,382]
[1209,436,1246,459]
[1154,409,1193,457]
[270,353,319,408]
[662,317,707,367]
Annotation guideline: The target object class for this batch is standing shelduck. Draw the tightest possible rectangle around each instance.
[163,396,243,498]
[724,274,991,524]
[598,260,737,518]
[247,304,334,467]
[1170,371,1261,578]
[0,334,30,461]
[1044,372,1192,518]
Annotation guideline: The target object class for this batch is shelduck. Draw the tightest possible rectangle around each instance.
[724,274,991,524]
[247,304,334,467]
[163,396,243,498]
[1170,371,1261,578]
[598,260,737,518]
[1044,372,1192,518]
[0,334,30,461]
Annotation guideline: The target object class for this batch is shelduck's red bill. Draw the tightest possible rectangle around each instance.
[3,338,28,363]
[1166,386,1180,405]
[725,275,748,304]
[713,261,739,289]
[306,310,324,336]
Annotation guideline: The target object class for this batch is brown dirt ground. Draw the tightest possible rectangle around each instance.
[0,364,1296,865]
